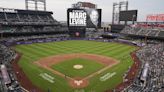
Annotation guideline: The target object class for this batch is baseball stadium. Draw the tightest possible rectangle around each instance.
[0,0,164,92]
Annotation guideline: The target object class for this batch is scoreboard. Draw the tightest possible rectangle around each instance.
[67,8,101,28]
[119,10,138,21]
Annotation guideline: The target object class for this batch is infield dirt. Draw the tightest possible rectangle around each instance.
[34,53,119,88]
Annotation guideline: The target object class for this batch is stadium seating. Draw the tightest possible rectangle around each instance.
[0,11,57,23]
[0,44,24,92]
[159,31,164,37]
[148,29,160,36]
[6,13,19,22]
[0,7,163,92]
[125,43,164,92]
[19,14,30,22]
[121,26,164,38]
[0,45,16,64]
[121,26,141,35]
[0,13,6,22]
[0,9,65,34]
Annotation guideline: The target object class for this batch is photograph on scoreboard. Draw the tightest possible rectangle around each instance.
[67,8,101,28]
[86,9,101,28]
[119,10,138,21]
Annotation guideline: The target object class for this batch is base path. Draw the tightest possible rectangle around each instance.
[34,53,119,88]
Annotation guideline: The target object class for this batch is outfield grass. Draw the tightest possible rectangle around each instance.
[15,40,137,92]
[51,58,105,77]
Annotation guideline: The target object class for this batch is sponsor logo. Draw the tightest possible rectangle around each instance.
[100,72,116,82]
[75,32,80,37]
[39,73,54,83]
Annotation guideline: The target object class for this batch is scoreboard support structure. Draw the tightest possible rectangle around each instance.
[112,1,128,25]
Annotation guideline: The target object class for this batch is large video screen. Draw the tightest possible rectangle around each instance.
[67,8,101,28]
[119,10,138,21]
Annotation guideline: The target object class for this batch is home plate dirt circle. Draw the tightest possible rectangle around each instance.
[73,65,84,70]
[69,77,89,88]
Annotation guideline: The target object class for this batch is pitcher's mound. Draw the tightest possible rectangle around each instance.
[73,65,83,70]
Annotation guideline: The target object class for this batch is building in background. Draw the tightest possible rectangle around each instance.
[72,2,97,9]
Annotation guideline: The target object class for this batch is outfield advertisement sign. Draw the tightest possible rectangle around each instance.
[67,8,101,28]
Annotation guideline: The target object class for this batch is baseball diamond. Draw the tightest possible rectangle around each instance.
[15,40,137,92]
[1,1,164,92]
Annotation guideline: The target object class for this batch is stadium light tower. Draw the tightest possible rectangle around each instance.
[25,0,46,11]
[112,1,128,24]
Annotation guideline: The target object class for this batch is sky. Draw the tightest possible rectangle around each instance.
[0,0,164,22]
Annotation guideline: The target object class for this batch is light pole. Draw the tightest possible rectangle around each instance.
[132,14,136,25]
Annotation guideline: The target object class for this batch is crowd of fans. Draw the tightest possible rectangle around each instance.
[0,45,15,64]
[124,43,164,92]
[121,26,164,38]
[0,44,24,92]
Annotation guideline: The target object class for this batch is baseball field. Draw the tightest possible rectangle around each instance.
[15,40,137,92]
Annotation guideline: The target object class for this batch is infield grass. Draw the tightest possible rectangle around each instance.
[15,40,137,92]
[51,58,105,77]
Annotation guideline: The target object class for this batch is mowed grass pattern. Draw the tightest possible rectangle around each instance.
[51,58,105,77]
[15,40,137,92]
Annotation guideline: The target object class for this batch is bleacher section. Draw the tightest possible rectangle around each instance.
[125,43,164,92]
[121,25,164,91]
[121,26,164,39]
[0,45,15,65]
[0,8,68,35]
[0,44,24,92]
[0,9,57,23]
[159,31,164,37]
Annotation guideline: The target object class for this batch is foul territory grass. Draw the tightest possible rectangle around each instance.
[51,58,105,77]
[15,40,137,92]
